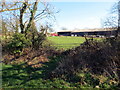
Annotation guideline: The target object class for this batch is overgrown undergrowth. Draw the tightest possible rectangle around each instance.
[1,35,120,89]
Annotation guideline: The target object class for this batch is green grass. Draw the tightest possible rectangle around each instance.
[2,57,94,88]
[47,36,85,50]
[47,36,101,50]
[2,57,118,89]
[2,57,72,88]
[48,36,85,44]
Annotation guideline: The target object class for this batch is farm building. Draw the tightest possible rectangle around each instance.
[57,30,71,36]
[57,28,117,37]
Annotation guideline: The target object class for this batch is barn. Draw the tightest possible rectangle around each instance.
[57,30,71,36]
[57,28,117,37]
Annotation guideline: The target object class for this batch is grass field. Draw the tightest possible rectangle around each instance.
[48,36,85,44]
[47,36,101,50]
[47,36,86,49]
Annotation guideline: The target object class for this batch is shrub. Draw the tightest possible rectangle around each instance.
[4,33,31,54]
[52,37,120,87]
[25,29,46,50]
[31,33,46,49]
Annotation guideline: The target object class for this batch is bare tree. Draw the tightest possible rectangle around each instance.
[1,0,55,35]
[24,0,39,34]
[103,1,120,37]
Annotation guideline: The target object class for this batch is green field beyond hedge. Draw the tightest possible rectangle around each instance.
[48,36,101,50]
[48,36,85,49]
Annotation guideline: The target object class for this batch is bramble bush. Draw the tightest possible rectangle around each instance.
[52,36,120,88]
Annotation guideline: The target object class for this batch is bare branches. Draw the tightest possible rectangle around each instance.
[34,3,49,20]
[0,1,21,13]
[1,0,56,35]
[0,7,21,12]
[104,16,118,28]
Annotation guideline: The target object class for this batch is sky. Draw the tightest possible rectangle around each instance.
[2,0,118,32]
[49,1,117,31]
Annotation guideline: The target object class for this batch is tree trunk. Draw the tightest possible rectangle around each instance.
[20,2,28,34]
[25,1,39,35]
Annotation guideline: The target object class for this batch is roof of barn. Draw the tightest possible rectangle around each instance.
[58,27,117,33]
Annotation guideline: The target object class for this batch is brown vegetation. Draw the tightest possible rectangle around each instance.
[3,47,61,67]
[52,37,120,83]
